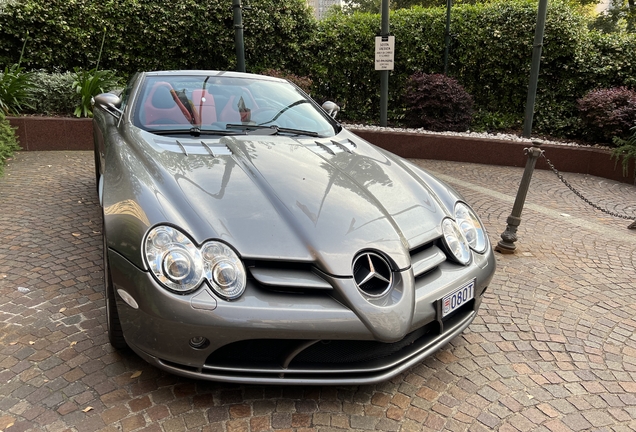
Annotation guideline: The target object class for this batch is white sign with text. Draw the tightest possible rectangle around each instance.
[375,36,395,71]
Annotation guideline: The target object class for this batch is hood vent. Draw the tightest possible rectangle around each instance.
[153,138,232,156]
[309,139,356,156]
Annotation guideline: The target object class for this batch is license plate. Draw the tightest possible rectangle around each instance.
[442,280,475,318]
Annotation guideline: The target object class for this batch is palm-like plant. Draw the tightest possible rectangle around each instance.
[72,68,120,117]
[72,30,121,118]
[612,124,636,182]
[0,33,35,115]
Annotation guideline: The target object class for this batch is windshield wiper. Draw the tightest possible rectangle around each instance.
[225,124,320,137]
[148,128,246,136]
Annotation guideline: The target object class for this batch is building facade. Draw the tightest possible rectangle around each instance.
[307,0,342,19]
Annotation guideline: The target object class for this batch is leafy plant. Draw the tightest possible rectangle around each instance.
[0,64,36,115]
[0,35,35,115]
[403,72,474,131]
[577,87,636,144]
[612,124,636,178]
[0,111,21,175]
[72,67,120,117]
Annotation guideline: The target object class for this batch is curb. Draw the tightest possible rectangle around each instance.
[351,129,635,185]
[7,117,635,185]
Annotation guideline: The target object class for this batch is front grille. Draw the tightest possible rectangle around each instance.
[205,322,438,370]
[409,239,447,279]
[247,260,334,293]
[290,323,436,365]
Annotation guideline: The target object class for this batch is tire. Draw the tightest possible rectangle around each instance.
[103,228,127,349]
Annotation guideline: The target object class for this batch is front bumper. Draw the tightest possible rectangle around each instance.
[109,245,494,385]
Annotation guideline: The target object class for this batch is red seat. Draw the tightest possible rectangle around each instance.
[191,89,217,124]
[142,82,190,127]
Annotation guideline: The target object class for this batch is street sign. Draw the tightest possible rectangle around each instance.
[375,36,395,71]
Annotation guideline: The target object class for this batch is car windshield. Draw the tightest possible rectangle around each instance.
[133,74,338,138]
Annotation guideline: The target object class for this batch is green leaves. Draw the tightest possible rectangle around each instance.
[612,125,636,178]
[0,111,21,176]
[0,64,36,115]
[71,67,120,118]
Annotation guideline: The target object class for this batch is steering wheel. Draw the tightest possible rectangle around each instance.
[250,108,280,124]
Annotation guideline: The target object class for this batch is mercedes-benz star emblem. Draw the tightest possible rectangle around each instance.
[352,252,393,297]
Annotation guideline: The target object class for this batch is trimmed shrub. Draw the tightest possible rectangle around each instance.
[578,87,636,143]
[403,73,473,131]
[27,71,78,116]
[0,111,20,175]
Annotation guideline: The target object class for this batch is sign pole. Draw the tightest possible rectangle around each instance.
[233,0,246,73]
[380,0,389,127]
[522,0,548,138]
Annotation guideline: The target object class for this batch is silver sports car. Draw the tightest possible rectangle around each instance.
[93,70,496,385]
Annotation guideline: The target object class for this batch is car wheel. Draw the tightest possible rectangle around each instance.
[103,227,127,349]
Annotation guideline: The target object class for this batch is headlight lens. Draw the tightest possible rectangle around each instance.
[146,226,203,292]
[455,202,487,253]
[144,226,246,299]
[201,241,246,300]
[441,218,471,265]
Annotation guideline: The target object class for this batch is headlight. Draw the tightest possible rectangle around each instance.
[441,218,471,265]
[201,241,246,300]
[144,225,246,299]
[145,226,204,292]
[455,202,487,253]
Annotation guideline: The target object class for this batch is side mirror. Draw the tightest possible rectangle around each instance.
[322,101,340,119]
[93,93,123,120]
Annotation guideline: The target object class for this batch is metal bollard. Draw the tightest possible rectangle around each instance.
[495,141,544,254]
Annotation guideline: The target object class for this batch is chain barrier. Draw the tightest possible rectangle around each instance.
[541,153,636,229]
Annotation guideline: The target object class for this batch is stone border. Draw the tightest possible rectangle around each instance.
[352,129,635,185]
[8,116,93,151]
[7,116,635,184]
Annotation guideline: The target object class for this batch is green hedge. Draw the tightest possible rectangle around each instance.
[1,0,635,138]
[311,1,636,136]
[0,0,316,76]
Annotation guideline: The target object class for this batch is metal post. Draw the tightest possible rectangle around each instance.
[380,0,389,127]
[495,141,544,254]
[233,0,246,73]
[443,0,452,75]
[522,0,548,138]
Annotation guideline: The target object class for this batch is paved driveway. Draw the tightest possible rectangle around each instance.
[1,151,635,432]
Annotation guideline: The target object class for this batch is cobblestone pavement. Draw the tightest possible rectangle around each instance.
[1,151,635,432]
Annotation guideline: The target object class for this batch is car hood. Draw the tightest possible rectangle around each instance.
[113,129,452,277]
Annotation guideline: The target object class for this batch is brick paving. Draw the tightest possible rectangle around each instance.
[0,150,635,432]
